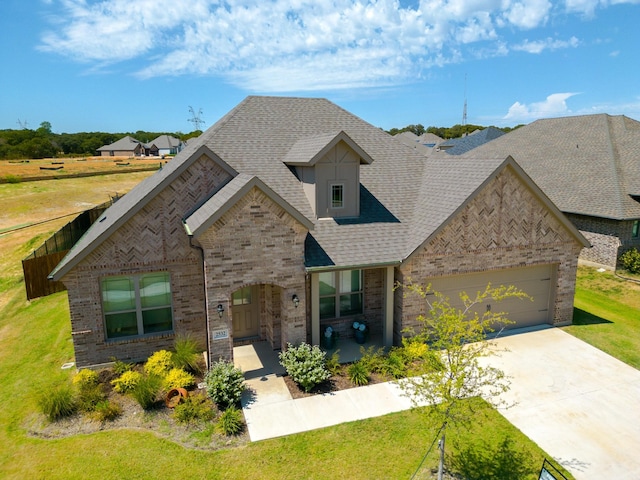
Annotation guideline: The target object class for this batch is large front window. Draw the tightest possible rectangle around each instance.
[319,270,363,320]
[102,272,173,339]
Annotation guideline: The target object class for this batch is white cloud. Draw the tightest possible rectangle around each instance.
[36,0,623,92]
[503,92,579,122]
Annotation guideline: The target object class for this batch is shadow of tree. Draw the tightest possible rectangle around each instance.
[572,307,613,326]
[448,436,537,480]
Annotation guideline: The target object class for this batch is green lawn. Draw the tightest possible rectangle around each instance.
[0,176,578,479]
[563,266,640,369]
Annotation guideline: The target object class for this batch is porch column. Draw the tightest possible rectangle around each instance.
[383,265,394,347]
[311,272,320,346]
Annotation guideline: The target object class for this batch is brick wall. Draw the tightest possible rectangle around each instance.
[196,186,308,364]
[61,155,233,368]
[395,166,582,342]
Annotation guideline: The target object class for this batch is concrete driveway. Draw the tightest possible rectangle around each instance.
[486,327,640,479]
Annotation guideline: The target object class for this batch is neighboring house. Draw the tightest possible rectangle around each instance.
[393,131,442,155]
[151,135,184,156]
[50,96,587,369]
[437,126,505,155]
[464,114,640,267]
[97,136,145,157]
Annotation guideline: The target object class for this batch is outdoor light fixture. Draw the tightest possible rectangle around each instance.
[217,304,224,318]
[292,294,300,308]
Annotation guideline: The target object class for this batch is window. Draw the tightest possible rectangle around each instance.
[633,220,639,238]
[319,270,363,320]
[232,286,252,306]
[330,183,344,209]
[102,272,173,339]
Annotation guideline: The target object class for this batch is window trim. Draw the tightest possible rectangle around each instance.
[319,269,363,320]
[329,183,344,210]
[101,272,174,340]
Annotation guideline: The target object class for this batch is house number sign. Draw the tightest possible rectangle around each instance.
[212,328,229,340]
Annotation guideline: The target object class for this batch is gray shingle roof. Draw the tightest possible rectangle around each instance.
[464,114,640,220]
[97,136,142,151]
[438,127,505,155]
[51,96,584,279]
[150,135,181,149]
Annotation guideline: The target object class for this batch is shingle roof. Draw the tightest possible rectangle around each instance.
[464,114,640,220]
[438,127,505,155]
[97,136,142,151]
[50,96,583,279]
[150,135,181,149]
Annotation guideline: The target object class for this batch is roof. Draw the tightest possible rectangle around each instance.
[463,114,640,220]
[151,135,182,149]
[393,131,440,155]
[97,136,142,151]
[50,96,584,279]
[437,127,505,155]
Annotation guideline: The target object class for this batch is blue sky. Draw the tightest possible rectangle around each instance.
[1,0,639,134]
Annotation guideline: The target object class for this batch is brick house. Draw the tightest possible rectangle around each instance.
[50,96,588,369]
[462,114,640,267]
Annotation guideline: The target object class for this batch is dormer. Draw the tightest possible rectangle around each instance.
[284,131,374,219]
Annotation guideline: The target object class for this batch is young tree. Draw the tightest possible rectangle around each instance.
[398,283,530,479]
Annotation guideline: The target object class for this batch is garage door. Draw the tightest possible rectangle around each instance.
[427,264,554,329]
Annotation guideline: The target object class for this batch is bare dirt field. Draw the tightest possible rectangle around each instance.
[0,156,163,182]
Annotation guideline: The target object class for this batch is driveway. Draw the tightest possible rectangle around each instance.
[486,327,640,479]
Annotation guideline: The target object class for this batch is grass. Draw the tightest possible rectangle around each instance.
[0,173,577,479]
[562,266,640,369]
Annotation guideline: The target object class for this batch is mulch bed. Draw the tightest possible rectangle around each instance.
[282,368,391,399]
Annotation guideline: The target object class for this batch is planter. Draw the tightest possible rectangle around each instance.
[165,387,188,408]
[323,335,335,350]
[354,330,366,344]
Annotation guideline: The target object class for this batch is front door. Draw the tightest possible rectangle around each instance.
[231,285,260,339]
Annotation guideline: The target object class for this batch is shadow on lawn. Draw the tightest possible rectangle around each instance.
[448,436,537,480]
[572,308,613,326]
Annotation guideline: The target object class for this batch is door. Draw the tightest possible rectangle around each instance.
[231,285,260,339]
[427,264,554,329]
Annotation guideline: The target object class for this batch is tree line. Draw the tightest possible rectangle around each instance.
[386,123,523,139]
[0,122,202,160]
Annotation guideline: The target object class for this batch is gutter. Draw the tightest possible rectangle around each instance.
[185,221,210,368]
[305,260,400,274]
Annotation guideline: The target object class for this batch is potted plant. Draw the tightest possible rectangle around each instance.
[323,326,338,350]
[352,321,367,344]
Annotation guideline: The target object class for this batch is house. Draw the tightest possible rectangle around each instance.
[50,96,587,369]
[462,114,640,267]
[97,136,145,157]
[150,135,184,156]
[393,131,443,155]
[436,126,505,155]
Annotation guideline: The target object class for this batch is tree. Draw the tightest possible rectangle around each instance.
[398,283,530,479]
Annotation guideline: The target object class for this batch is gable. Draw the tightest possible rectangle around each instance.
[425,165,583,254]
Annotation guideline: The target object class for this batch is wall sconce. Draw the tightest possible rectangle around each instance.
[217,304,224,318]
[292,294,300,308]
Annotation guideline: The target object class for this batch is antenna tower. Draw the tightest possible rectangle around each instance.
[462,74,467,127]
[17,118,29,129]
[188,106,205,131]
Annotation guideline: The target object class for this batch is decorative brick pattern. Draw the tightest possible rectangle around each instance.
[396,167,582,342]
[61,155,232,368]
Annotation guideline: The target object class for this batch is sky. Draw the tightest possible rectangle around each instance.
[1,0,639,134]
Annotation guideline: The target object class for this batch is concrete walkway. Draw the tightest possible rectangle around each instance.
[235,327,640,479]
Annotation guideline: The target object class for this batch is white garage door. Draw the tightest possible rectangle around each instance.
[427,264,554,329]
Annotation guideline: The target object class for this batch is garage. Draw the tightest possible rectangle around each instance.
[427,264,555,330]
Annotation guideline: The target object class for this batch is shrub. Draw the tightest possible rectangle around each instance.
[38,384,77,421]
[173,334,203,374]
[111,358,133,376]
[216,406,244,436]
[620,248,640,274]
[111,370,143,394]
[358,345,386,374]
[4,174,21,184]
[279,342,331,393]
[90,400,122,422]
[72,369,99,389]
[163,368,196,390]
[325,349,342,376]
[130,375,162,410]
[348,361,370,386]
[381,348,408,379]
[144,350,174,377]
[173,393,216,424]
[204,360,246,409]
[402,340,429,361]
[77,383,107,412]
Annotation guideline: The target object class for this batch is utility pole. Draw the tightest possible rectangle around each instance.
[17,118,29,129]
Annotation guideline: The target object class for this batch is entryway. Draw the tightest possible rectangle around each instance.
[231,285,260,340]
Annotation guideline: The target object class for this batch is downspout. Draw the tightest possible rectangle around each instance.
[185,221,211,369]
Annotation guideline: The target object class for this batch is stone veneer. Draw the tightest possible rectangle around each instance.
[61,155,232,368]
[395,166,583,342]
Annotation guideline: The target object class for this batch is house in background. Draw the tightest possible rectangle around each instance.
[150,135,184,156]
[465,114,640,267]
[436,126,506,155]
[393,131,443,155]
[50,96,587,369]
[97,136,145,157]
